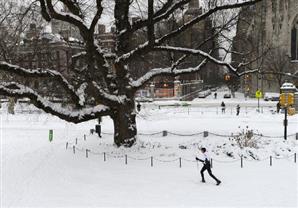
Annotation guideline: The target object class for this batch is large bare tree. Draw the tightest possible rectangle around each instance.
[0,0,262,147]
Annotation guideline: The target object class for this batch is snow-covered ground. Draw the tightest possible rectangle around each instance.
[1,94,298,207]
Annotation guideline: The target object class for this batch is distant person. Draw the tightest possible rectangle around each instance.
[137,102,141,112]
[196,147,221,185]
[214,92,217,99]
[236,104,240,116]
[221,101,226,114]
[276,102,280,113]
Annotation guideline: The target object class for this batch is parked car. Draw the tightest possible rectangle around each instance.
[264,92,280,101]
[198,89,211,98]
[223,93,231,98]
[135,97,153,102]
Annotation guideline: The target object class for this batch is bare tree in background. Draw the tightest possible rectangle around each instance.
[0,0,263,147]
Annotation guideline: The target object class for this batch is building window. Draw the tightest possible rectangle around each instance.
[291,17,298,60]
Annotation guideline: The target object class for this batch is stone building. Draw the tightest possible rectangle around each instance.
[232,0,298,96]
[129,0,220,98]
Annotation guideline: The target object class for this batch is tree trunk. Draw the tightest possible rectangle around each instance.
[111,103,137,147]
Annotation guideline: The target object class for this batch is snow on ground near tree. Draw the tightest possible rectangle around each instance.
[1,99,298,207]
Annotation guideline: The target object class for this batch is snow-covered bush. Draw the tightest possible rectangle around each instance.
[230,126,260,149]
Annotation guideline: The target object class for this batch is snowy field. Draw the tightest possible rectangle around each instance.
[1,96,298,207]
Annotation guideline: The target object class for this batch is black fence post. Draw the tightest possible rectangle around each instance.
[294,153,296,163]
[66,142,68,149]
[104,152,106,161]
[86,149,89,158]
[125,155,127,165]
[270,156,272,166]
[73,146,75,154]
[241,156,243,168]
[151,156,153,167]
[203,131,208,138]
[84,134,86,141]
[179,157,182,168]
[75,138,78,145]
[210,158,213,168]
[162,130,168,137]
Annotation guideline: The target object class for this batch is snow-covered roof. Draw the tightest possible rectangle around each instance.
[40,32,66,43]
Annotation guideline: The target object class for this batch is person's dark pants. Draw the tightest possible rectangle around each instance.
[200,164,220,182]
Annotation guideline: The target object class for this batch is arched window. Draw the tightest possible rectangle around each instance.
[291,17,298,60]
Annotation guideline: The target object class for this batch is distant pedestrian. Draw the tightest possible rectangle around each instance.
[196,147,221,185]
[221,101,226,114]
[137,102,141,112]
[214,92,217,99]
[276,102,280,113]
[236,104,240,116]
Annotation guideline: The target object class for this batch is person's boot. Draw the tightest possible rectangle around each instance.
[201,179,206,183]
[216,180,221,186]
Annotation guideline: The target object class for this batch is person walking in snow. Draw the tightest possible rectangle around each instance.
[236,104,240,116]
[221,101,226,114]
[276,102,280,113]
[196,147,221,185]
[214,92,217,99]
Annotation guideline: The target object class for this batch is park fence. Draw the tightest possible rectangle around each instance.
[65,134,297,169]
[101,130,298,139]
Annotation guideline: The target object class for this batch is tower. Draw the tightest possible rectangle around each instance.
[185,0,202,16]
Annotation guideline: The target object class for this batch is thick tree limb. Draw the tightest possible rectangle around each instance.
[0,61,82,105]
[90,0,103,33]
[0,82,111,123]
[44,0,88,33]
[130,59,207,89]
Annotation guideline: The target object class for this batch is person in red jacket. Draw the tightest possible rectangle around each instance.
[196,147,221,185]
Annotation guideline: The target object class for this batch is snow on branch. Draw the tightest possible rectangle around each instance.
[154,46,239,73]
[44,0,88,32]
[130,59,207,89]
[0,61,82,106]
[92,82,128,104]
[157,0,262,45]
[0,82,111,123]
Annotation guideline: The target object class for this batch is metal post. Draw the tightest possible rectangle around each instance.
[73,146,75,154]
[179,157,182,168]
[125,155,127,165]
[75,138,78,145]
[84,134,86,141]
[66,142,68,149]
[210,159,213,168]
[258,97,260,112]
[104,152,106,161]
[294,153,296,163]
[241,156,243,168]
[86,149,89,158]
[151,156,153,167]
[284,107,288,140]
[270,156,272,166]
